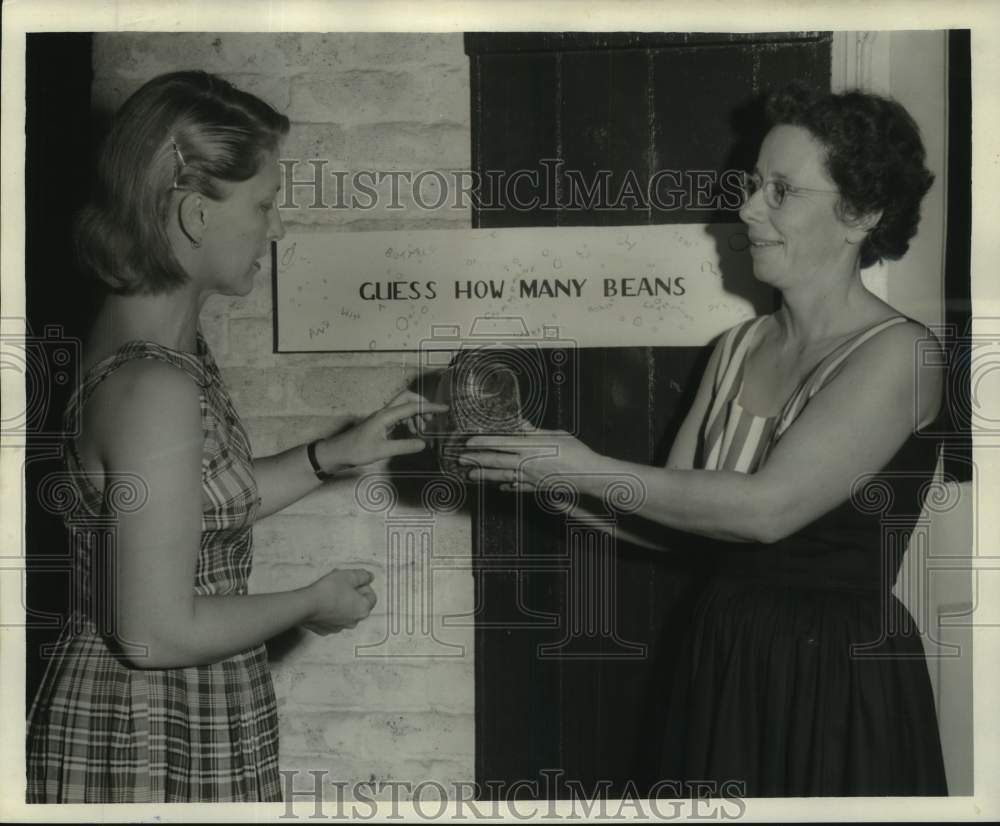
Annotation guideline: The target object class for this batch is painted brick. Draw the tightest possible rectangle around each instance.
[255,513,469,571]
[284,217,472,235]
[335,615,473,664]
[249,561,318,595]
[289,68,469,126]
[275,755,474,802]
[279,711,471,761]
[253,513,392,565]
[287,662,473,713]
[219,366,290,414]
[277,209,472,232]
[281,33,468,73]
[275,481,383,517]
[254,485,464,545]
[252,555,474,623]
[342,124,471,169]
[268,611,475,666]
[274,350,420,369]
[94,32,292,78]
[424,567,476,617]
[291,365,411,413]
[272,467,467,517]
[241,414,356,456]
[93,71,289,116]
[216,73,291,112]
[225,317,278,367]
[282,123,349,170]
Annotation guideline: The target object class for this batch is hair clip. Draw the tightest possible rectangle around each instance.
[170,136,186,190]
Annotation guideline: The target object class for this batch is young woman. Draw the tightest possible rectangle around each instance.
[26,70,446,803]
[461,86,949,796]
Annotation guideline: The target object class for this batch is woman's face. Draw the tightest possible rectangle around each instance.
[738,124,856,289]
[198,148,285,297]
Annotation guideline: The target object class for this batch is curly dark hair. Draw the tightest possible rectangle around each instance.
[764,84,934,269]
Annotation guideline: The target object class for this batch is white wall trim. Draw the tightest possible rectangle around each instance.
[832,31,892,94]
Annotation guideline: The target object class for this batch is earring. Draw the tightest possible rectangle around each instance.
[191,238,202,249]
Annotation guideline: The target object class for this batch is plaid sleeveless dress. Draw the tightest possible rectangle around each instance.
[659,314,948,796]
[26,332,282,803]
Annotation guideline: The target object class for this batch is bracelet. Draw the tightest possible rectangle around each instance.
[306,440,334,482]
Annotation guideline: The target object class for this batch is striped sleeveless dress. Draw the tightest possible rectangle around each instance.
[658,314,949,796]
[26,332,282,803]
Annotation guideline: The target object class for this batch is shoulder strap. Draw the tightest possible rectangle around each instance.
[702,315,769,456]
[64,340,210,437]
[774,315,909,436]
[712,315,767,395]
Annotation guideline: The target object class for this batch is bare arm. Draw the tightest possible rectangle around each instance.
[532,336,725,552]
[252,391,447,519]
[463,322,943,545]
[92,362,376,668]
[251,442,330,519]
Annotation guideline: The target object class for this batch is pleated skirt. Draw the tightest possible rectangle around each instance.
[26,619,282,803]
[658,578,949,797]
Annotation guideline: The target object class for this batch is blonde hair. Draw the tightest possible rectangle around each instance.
[75,71,290,294]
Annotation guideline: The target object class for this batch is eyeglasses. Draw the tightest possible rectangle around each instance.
[740,171,839,209]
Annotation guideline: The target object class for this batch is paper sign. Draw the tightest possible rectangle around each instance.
[274,223,770,351]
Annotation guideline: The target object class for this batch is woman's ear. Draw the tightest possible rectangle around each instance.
[176,191,208,249]
[845,208,883,246]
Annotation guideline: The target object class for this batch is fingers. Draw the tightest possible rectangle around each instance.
[381,399,449,427]
[402,409,442,437]
[387,389,430,407]
[385,437,431,457]
[466,466,522,484]
[356,584,377,609]
[457,451,520,470]
[500,481,537,493]
[303,622,343,636]
[380,401,448,444]
[344,568,374,587]
[464,434,534,450]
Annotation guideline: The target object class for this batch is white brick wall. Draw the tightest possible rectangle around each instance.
[92,31,474,792]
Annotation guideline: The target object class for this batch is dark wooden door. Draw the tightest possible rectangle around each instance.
[465,32,832,798]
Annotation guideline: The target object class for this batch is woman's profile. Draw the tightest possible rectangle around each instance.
[25,70,446,803]
[462,85,949,796]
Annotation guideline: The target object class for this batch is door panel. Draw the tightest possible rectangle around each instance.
[466,32,831,797]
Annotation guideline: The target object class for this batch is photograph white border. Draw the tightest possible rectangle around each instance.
[2,0,998,821]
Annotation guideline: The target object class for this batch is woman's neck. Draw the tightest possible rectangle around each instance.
[90,288,204,355]
[773,265,883,349]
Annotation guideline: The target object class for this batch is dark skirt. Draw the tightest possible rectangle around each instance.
[658,577,949,797]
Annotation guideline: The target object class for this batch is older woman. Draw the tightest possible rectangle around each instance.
[26,71,445,803]
[460,86,948,796]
